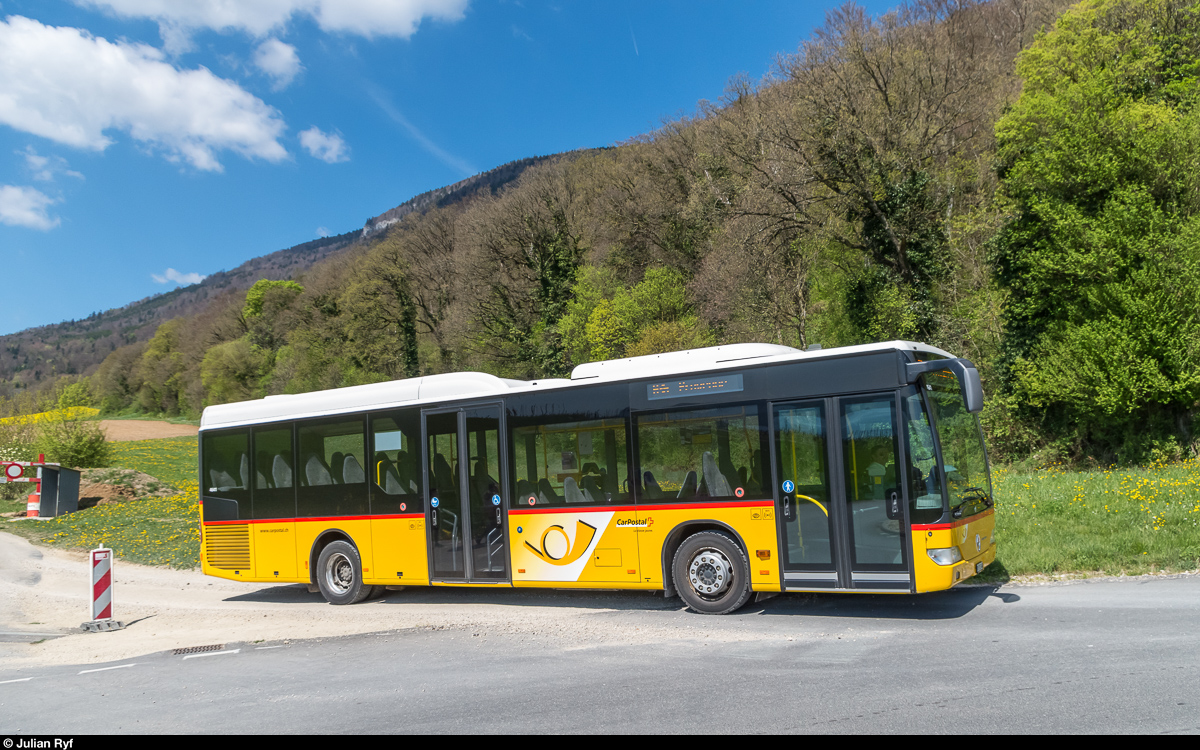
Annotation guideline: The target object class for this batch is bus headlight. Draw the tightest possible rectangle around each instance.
[927,547,963,566]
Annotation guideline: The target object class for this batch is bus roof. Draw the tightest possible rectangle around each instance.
[199,340,953,430]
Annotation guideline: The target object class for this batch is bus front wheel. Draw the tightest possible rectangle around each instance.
[672,531,751,615]
[316,540,374,605]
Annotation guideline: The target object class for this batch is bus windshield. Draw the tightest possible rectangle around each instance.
[924,369,991,514]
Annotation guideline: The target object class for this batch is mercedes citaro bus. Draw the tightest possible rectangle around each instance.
[199,341,995,614]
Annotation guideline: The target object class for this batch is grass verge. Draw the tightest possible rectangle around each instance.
[3,437,200,568]
[978,457,1200,582]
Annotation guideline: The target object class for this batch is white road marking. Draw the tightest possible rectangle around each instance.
[183,649,240,660]
[0,677,33,684]
[79,664,136,674]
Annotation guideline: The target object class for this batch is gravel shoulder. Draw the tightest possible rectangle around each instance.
[0,531,726,670]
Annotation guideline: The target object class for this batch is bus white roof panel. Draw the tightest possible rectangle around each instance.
[199,340,953,430]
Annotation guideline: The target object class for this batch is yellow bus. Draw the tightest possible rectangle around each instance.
[199,341,995,614]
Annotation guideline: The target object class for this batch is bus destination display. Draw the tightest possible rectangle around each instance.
[648,373,744,401]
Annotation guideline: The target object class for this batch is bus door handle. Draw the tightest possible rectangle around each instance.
[783,496,792,520]
[495,507,502,525]
[886,489,902,520]
[432,509,438,527]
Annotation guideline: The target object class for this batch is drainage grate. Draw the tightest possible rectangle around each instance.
[173,644,225,655]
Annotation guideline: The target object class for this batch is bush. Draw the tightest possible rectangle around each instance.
[37,418,111,469]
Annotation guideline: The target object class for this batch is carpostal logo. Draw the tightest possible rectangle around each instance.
[526,520,598,565]
[615,517,653,528]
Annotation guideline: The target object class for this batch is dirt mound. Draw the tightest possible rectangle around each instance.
[76,468,178,509]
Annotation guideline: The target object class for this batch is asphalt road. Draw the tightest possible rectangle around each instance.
[2,577,1199,734]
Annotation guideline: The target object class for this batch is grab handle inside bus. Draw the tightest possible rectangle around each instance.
[904,358,983,413]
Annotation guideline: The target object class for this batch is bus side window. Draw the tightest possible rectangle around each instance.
[296,417,368,518]
[202,429,249,521]
[252,425,296,520]
[510,418,630,506]
[635,405,769,502]
[370,410,422,514]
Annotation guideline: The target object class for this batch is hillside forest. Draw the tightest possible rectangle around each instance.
[5,0,1200,467]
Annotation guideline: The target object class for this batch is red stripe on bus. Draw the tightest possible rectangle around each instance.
[911,508,994,530]
[203,513,423,526]
[509,499,771,515]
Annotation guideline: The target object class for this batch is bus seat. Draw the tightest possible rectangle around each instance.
[643,471,663,499]
[384,468,404,496]
[330,452,345,484]
[703,452,732,496]
[433,454,454,496]
[209,468,237,491]
[516,479,537,504]
[305,454,333,486]
[238,453,249,490]
[581,474,604,503]
[273,454,293,488]
[255,451,273,489]
[538,478,560,504]
[395,451,418,492]
[343,455,365,484]
[718,454,738,488]
[677,470,697,498]
[564,476,586,503]
[581,462,600,476]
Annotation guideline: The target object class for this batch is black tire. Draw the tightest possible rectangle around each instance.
[672,531,752,615]
[315,540,374,605]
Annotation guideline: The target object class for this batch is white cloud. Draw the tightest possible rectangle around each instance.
[20,147,84,182]
[0,185,60,230]
[0,16,288,172]
[253,38,302,90]
[75,0,470,39]
[300,126,349,163]
[151,268,207,285]
[316,226,331,237]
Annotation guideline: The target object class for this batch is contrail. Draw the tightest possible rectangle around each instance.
[365,83,477,177]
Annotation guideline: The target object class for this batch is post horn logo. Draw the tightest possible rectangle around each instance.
[525,520,597,565]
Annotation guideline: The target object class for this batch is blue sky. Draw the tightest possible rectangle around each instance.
[0,0,896,336]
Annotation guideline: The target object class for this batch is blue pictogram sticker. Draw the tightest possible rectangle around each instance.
[431,497,440,508]
[782,480,795,494]
[492,494,501,506]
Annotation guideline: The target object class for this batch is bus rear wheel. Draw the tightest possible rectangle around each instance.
[316,540,374,605]
[672,531,751,615]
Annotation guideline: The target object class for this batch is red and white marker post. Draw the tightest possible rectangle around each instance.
[81,546,125,633]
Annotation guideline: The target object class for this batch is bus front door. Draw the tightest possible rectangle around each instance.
[773,393,911,591]
[423,405,510,584]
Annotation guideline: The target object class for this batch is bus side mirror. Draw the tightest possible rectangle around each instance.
[904,358,984,414]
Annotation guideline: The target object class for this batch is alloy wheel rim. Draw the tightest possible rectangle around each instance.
[325,552,354,595]
[688,547,732,598]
